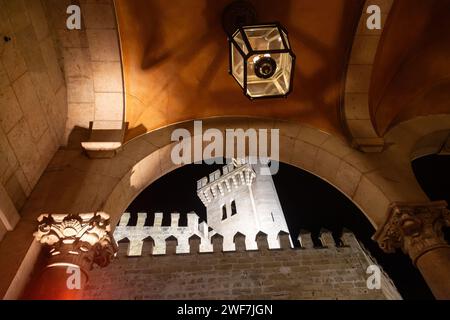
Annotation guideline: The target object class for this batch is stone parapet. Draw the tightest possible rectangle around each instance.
[197,160,256,206]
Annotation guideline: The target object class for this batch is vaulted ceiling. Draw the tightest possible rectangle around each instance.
[115,0,450,141]
[370,0,450,135]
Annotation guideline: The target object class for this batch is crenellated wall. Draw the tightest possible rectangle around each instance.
[115,212,213,255]
[196,162,255,206]
[82,231,401,300]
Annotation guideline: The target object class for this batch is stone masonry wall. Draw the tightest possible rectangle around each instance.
[82,232,401,300]
[0,0,67,240]
[0,0,125,241]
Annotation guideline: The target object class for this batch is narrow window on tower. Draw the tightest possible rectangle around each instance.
[231,200,237,216]
[222,204,227,220]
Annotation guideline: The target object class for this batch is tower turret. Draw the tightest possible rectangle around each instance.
[197,158,290,250]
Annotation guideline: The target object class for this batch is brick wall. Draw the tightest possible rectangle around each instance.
[82,232,401,300]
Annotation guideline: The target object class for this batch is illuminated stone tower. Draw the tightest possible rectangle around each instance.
[197,159,290,250]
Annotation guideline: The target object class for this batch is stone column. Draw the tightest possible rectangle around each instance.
[32,212,117,299]
[373,201,450,300]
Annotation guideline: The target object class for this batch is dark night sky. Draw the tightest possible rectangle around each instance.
[126,155,450,300]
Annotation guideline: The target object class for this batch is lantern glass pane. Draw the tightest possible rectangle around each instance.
[281,29,290,49]
[243,25,284,51]
[246,80,280,98]
[246,52,293,98]
[274,53,293,93]
[232,30,248,55]
[231,42,244,86]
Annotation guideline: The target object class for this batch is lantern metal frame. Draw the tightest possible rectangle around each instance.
[227,22,296,100]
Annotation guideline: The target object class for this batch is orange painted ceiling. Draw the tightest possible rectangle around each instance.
[370,0,450,135]
[115,0,450,141]
[116,0,364,141]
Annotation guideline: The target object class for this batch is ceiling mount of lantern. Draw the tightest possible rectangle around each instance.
[222,1,296,100]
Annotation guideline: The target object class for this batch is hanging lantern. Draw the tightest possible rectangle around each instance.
[229,23,295,99]
[223,2,295,99]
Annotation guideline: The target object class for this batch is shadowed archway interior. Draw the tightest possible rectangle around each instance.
[412,155,450,245]
[125,161,439,299]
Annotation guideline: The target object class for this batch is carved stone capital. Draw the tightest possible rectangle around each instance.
[34,212,117,272]
[373,201,450,264]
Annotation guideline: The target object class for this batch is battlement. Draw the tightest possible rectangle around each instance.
[196,160,256,205]
[115,223,360,257]
[115,212,213,255]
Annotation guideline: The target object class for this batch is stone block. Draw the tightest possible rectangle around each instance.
[119,212,130,226]
[349,35,379,65]
[1,30,27,83]
[277,231,291,249]
[233,232,246,252]
[66,76,95,103]
[255,231,269,250]
[92,61,123,93]
[6,117,42,187]
[24,0,49,41]
[82,3,116,29]
[94,92,124,121]
[86,29,120,62]
[12,73,48,140]
[334,161,362,198]
[0,183,20,230]
[39,37,64,92]
[211,233,224,253]
[0,86,22,133]
[189,234,201,254]
[345,65,373,93]
[165,236,178,255]
[136,212,146,227]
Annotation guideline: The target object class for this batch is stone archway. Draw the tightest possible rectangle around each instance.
[102,117,429,230]
[341,0,394,152]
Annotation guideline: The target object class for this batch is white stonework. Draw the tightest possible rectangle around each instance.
[197,159,290,250]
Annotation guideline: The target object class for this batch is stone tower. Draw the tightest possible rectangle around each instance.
[197,159,290,250]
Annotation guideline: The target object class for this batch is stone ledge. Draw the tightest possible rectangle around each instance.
[82,142,122,158]
[81,120,126,158]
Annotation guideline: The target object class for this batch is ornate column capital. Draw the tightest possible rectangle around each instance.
[34,212,117,272]
[373,201,450,264]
